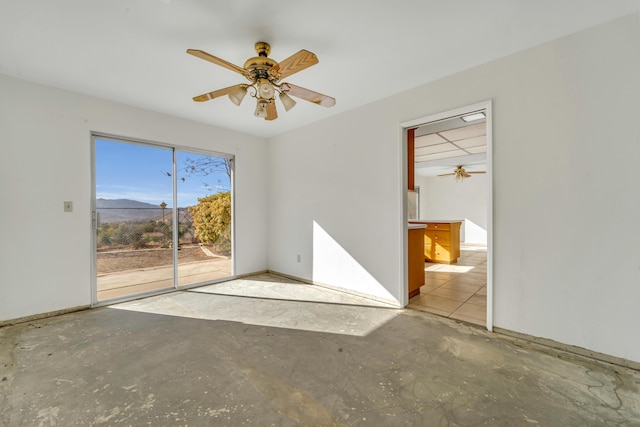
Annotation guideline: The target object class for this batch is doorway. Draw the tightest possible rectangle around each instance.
[402,101,493,330]
[92,135,234,304]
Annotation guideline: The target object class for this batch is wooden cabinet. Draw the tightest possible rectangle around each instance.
[409,221,462,264]
[408,225,425,298]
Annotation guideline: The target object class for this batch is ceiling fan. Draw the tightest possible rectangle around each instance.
[187,42,336,121]
[438,166,486,181]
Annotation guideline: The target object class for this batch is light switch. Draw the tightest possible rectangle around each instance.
[64,201,73,212]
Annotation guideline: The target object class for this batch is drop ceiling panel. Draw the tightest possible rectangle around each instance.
[415,142,458,157]
[454,136,486,149]
[415,149,468,163]
[414,133,448,148]
[440,123,486,141]
[466,146,487,154]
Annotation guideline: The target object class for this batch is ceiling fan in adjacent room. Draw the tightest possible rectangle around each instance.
[438,166,486,182]
[186,42,336,121]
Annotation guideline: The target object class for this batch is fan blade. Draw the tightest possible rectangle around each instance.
[270,49,318,79]
[192,84,247,102]
[468,171,486,174]
[283,83,335,107]
[187,49,250,78]
[265,100,278,121]
[437,173,455,177]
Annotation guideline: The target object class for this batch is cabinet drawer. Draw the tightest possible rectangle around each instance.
[427,222,450,231]
[424,230,451,245]
[424,243,455,263]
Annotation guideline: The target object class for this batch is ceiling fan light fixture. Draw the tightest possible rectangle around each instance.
[254,99,268,118]
[258,80,275,99]
[228,85,248,106]
[461,112,486,122]
[279,92,297,111]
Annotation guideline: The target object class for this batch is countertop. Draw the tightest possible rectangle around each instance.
[409,219,463,224]
[408,223,427,230]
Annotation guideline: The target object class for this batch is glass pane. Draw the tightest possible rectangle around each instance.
[175,150,233,286]
[95,139,174,301]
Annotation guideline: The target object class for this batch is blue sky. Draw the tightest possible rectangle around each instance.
[95,138,231,207]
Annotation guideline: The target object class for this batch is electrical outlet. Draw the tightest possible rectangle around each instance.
[297,254,301,263]
[64,201,73,212]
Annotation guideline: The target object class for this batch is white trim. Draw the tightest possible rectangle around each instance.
[90,133,98,306]
[172,147,179,287]
[400,100,491,129]
[398,126,409,307]
[484,101,494,332]
[400,100,494,331]
[90,131,234,160]
[229,157,236,277]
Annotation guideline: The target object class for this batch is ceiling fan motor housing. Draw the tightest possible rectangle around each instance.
[244,42,279,83]
[243,57,277,75]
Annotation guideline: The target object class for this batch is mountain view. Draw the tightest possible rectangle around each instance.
[96,198,188,223]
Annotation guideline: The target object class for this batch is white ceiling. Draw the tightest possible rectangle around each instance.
[1,1,639,139]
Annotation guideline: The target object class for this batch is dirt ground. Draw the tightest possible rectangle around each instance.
[96,245,218,274]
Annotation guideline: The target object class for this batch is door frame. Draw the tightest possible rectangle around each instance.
[90,132,236,307]
[400,100,494,331]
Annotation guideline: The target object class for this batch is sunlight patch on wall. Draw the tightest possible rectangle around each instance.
[464,218,487,244]
[312,221,397,303]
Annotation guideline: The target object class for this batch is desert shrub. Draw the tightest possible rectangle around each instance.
[188,192,231,255]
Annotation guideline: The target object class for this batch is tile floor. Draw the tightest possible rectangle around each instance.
[408,244,487,326]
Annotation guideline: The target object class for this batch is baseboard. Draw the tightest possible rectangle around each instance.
[0,305,91,328]
[267,270,401,308]
[493,327,640,371]
[235,270,268,279]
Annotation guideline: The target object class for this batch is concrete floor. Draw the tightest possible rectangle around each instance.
[2,274,640,426]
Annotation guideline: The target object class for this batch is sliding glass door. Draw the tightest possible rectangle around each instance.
[92,136,233,304]
[175,149,233,287]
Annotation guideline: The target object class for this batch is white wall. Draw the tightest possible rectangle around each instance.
[267,105,404,304]
[267,13,640,362]
[415,174,488,244]
[0,75,268,321]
